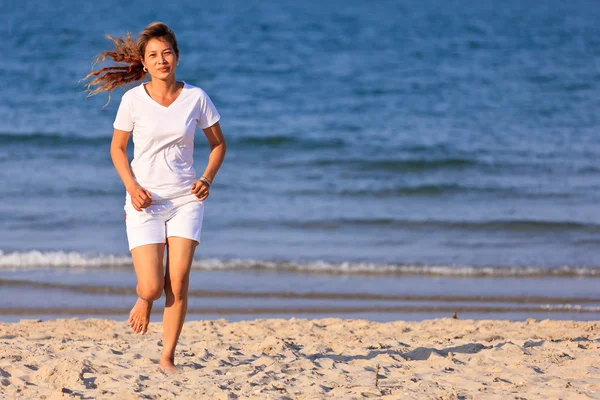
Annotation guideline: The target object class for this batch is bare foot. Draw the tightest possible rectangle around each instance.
[159,355,178,375]
[128,297,153,335]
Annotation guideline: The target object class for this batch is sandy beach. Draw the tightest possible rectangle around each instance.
[0,317,597,399]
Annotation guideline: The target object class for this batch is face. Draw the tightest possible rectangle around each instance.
[142,37,178,79]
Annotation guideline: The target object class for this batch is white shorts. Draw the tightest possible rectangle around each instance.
[124,193,204,251]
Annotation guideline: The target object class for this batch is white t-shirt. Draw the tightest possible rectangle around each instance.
[113,81,220,201]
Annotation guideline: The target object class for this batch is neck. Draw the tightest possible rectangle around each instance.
[147,76,178,95]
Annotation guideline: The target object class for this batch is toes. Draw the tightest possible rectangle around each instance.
[128,316,149,335]
[128,304,151,335]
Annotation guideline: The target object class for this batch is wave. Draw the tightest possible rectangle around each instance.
[1,250,599,277]
[293,183,572,198]
[236,135,345,149]
[0,133,569,177]
[0,250,131,269]
[279,157,480,171]
[282,218,600,233]
[0,133,107,146]
[0,132,345,150]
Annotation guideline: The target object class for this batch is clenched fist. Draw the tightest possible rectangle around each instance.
[190,179,210,201]
[127,184,152,211]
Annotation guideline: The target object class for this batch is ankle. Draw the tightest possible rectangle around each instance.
[137,297,153,305]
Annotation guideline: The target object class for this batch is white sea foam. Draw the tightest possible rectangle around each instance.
[0,250,132,269]
[1,250,599,277]
[541,304,600,312]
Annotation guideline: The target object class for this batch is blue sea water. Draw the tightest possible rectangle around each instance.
[1,0,600,320]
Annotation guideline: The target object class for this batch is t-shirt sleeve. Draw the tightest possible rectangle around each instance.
[113,93,134,132]
[197,89,221,129]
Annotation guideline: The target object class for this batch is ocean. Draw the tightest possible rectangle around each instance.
[1,0,600,321]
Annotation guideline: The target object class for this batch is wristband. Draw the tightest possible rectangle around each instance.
[199,176,212,187]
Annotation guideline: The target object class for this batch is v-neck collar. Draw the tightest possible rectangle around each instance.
[141,81,187,110]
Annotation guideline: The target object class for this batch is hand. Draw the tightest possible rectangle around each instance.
[127,184,152,211]
[191,179,209,201]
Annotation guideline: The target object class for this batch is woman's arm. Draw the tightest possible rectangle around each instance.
[190,122,226,201]
[110,128,152,211]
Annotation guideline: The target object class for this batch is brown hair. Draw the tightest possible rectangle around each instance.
[82,22,179,102]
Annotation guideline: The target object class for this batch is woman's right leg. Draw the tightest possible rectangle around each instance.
[129,243,166,334]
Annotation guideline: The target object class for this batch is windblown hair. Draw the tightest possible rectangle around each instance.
[82,22,179,104]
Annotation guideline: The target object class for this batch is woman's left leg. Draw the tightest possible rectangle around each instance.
[160,236,198,373]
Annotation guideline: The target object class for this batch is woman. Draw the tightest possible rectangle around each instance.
[83,22,226,373]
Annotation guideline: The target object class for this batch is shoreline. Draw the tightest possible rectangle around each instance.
[1,317,598,398]
[1,304,600,316]
[2,270,600,322]
[5,276,600,303]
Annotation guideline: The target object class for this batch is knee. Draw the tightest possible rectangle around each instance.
[165,285,188,304]
[138,283,164,301]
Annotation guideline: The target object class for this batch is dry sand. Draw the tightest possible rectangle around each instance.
[0,317,598,399]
